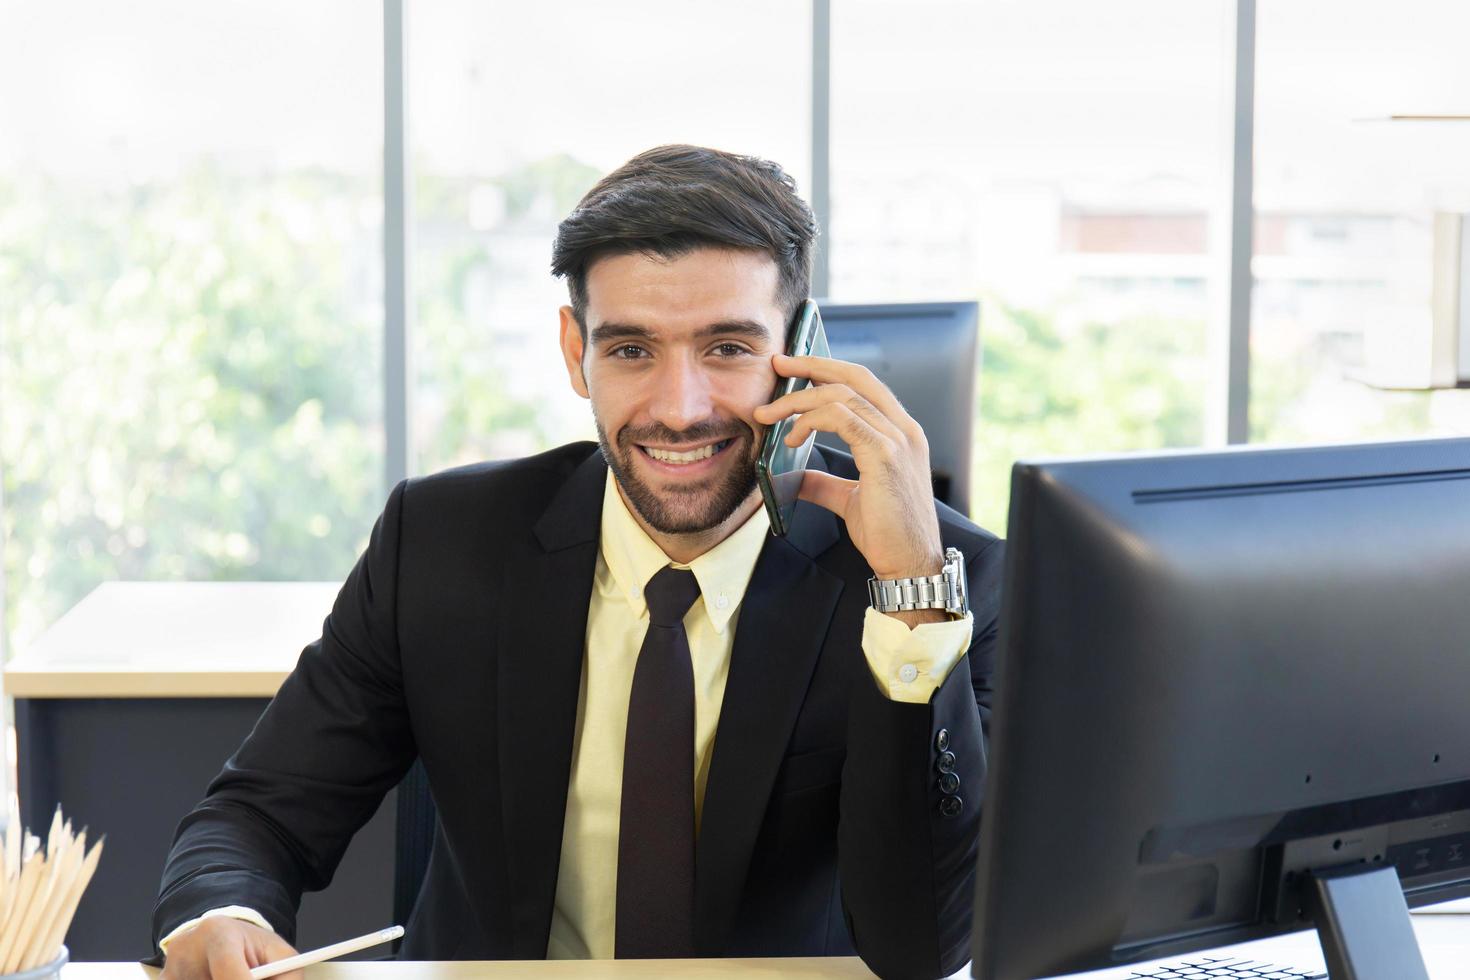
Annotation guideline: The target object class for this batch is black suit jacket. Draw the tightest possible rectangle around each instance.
[153,442,1004,979]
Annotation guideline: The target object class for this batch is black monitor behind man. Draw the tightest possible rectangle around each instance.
[151,145,1004,980]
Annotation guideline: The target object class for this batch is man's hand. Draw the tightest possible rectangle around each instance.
[160,917,302,980]
[754,353,947,624]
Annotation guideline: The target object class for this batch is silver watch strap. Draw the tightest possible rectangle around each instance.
[867,547,968,615]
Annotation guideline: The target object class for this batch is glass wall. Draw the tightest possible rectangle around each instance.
[0,1,385,656]
[10,0,1470,661]
[408,0,812,474]
[1251,0,1470,443]
[829,0,1232,532]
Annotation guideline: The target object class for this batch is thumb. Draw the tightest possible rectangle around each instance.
[798,469,857,519]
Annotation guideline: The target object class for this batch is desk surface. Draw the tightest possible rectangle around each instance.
[5,581,338,698]
[62,957,875,978]
[45,917,1470,978]
[1066,910,1470,979]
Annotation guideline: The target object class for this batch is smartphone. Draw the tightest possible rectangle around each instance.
[756,299,830,537]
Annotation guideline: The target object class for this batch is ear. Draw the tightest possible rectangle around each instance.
[558,306,590,400]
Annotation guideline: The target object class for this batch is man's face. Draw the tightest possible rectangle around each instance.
[558,248,786,535]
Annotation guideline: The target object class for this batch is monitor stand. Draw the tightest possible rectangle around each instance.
[1309,865,1430,980]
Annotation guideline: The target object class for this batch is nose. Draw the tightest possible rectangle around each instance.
[648,353,716,434]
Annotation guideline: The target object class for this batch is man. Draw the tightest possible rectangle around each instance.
[154,145,1003,980]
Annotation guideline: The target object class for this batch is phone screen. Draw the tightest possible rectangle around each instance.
[756,299,830,536]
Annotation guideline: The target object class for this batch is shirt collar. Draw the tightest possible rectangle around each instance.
[599,471,770,635]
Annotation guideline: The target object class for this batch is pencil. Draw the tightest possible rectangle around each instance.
[248,925,405,980]
[22,837,103,971]
[0,806,106,971]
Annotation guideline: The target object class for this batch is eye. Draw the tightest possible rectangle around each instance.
[610,344,648,360]
[713,343,749,357]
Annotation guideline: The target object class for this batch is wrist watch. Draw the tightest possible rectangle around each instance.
[867,547,969,616]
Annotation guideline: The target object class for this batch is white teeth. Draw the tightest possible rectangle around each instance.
[644,441,725,464]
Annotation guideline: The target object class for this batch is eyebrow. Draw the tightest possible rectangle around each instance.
[589,319,775,346]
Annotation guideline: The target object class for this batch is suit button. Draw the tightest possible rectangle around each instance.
[934,728,950,752]
[936,751,956,774]
[938,771,960,795]
[938,795,963,818]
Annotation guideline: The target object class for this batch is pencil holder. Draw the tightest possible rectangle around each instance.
[0,945,66,980]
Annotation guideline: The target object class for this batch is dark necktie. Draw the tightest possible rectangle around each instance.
[615,565,702,959]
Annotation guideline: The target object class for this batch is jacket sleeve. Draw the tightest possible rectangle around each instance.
[838,537,1003,980]
[151,480,418,955]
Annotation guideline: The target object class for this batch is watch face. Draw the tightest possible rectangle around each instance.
[944,548,968,612]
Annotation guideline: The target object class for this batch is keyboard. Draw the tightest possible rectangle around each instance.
[1126,955,1327,978]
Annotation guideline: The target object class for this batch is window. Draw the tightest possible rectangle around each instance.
[0,1,384,655]
[829,0,1232,531]
[408,0,811,476]
[1251,0,1470,443]
[13,0,1468,666]
[409,0,812,474]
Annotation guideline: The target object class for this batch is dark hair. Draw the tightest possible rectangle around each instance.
[551,144,817,335]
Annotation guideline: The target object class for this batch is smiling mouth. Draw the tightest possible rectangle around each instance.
[638,438,734,465]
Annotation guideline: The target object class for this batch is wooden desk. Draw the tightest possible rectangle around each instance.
[5,581,337,698]
[5,582,395,963]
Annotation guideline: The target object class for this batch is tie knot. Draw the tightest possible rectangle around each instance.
[643,566,701,628]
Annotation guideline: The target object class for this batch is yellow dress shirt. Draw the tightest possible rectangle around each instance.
[545,473,973,958]
[161,471,974,958]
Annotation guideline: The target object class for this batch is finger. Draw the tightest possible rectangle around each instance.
[758,384,905,444]
[797,468,858,519]
[779,392,905,448]
[259,935,300,961]
[773,353,916,435]
[784,403,898,465]
[754,379,839,422]
[252,934,304,980]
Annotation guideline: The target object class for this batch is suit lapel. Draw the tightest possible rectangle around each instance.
[496,449,606,958]
[694,489,845,952]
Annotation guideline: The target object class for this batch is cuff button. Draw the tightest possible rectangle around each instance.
[938,771,960,795]
[938,795,963,818]
[935,750,956,774]
[934,728,950,752]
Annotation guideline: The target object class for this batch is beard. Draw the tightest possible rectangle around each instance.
[595,415,760,535]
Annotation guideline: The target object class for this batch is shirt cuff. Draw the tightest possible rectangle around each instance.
[861,606,973,704]
[159,905,274,955]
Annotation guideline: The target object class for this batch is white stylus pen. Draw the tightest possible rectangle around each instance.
[249,925,404,979]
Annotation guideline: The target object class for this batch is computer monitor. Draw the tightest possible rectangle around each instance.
[814,301,979,515]
[972,438,1470,980]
